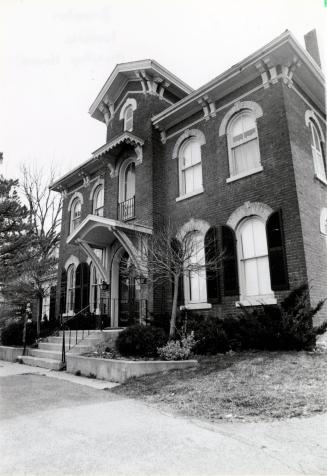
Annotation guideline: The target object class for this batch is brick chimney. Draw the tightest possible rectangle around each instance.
[304,29,321,68]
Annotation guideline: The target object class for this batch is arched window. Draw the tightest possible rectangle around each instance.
[227,111,261,178]
[66,264,76,313]
[185,231,207,304]
[75,263,90,314]
[309,120,326,182]
[237,217,272,301]
[90,264,101,314]
[124,105,133,132]
[179,139,203,197]
[125,162,135,201]
[93,185,104,217]
[70,198,81,232]
[118,160,135,221]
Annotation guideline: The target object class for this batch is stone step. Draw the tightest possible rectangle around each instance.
[28,348,63,360]
[39,342,63,351]
[38,342,94,354]
[17,355,64,371]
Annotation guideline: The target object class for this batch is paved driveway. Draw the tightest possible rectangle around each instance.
[0,361,326,476]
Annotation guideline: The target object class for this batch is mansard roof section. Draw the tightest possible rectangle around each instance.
[152,30,325,131]
[89,59,194,123]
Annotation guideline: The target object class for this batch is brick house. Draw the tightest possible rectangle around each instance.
[50,30,326,328]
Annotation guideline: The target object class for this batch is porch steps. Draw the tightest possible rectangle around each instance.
[17,329,123,371]
[17,355,65,371]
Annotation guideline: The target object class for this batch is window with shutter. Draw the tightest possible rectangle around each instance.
[205,227,221,303]
[60,269,67,315]
[222,226,239,295]
[266,210,289,290]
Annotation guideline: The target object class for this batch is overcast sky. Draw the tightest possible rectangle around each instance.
[0,0,326,182]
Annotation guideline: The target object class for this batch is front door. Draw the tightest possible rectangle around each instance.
[118,251,140,326]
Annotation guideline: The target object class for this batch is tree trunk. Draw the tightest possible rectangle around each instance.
[169,274,179,339]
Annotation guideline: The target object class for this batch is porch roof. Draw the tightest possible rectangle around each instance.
[67,215,152,246]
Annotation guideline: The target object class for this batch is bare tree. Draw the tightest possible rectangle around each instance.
[3,166,62,331]
[20,165,62,259]
[142,219,223,338]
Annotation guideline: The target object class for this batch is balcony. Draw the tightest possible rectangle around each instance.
[118,196,135,221]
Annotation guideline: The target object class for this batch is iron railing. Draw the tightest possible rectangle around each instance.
[118,196,135,221]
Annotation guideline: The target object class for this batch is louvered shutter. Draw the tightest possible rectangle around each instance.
[60,269,67,315]
[205,227,221,303]
[266,210,289,290]
[222,226,239,295]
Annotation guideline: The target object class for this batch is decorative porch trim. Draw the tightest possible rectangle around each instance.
[92,132,144,160]
[77,240,108,282]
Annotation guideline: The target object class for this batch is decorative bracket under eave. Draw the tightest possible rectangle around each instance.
[198,95,216,121]
[255,55,302,89]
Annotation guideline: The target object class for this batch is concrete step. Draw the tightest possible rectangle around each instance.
[28,348,62,360]
[58,330,101,338]
[39,342,63,351]
[17,355,64,371]
[67,345,94,355]
[38,342,94,354]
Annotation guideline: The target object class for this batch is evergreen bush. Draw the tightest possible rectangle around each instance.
[116,324,167,358]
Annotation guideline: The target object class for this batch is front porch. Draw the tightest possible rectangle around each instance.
[62,215,152,329]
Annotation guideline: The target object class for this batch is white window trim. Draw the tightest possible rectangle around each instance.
[226,111,262,180]
[119,98,137,132]
[226,165,263,183]
[236,216,275,306]
[227,202,276,307]
[305,110,326,183]
[181,303,212,310]
[92,184,104,216]
[66,264,76,315]
[177,219,211,308]
[70,198,82,233]
[175,186,204,202]
[118,157,136,204]
[172,129,206,201]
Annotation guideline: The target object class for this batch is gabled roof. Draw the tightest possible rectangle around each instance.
[89,59,193,122]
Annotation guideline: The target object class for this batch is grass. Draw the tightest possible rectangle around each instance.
[111,350,327,423]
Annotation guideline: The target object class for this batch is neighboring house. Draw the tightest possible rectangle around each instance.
[50,30,326,327]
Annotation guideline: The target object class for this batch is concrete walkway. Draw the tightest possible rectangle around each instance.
[0,361,326,476]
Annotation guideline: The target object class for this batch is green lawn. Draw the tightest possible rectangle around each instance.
[112,350,327,423]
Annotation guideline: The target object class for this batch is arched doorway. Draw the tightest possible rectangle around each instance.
[118,251,140,326]
[111,247,141,327]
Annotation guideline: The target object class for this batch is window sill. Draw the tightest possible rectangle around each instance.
[314,174,327,186]
[176,187,204,202]
[236,296,277,307]
[180,303,212,310]
[226,166,263,183]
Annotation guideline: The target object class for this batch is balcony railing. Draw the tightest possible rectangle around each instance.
[118,196,135,221]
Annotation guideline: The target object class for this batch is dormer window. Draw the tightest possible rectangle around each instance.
[119,98,137,133]
[124,105,133,132]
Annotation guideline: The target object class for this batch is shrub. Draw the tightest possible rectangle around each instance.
[157,332,196,360]
[232,283,327,351]
[1,319,58,346]
[116,324,167,358]
[1,319,37,346]
[178,284,327,353]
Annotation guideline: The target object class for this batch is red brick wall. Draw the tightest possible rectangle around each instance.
[283,82,327,323]
[152,81,308,318]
